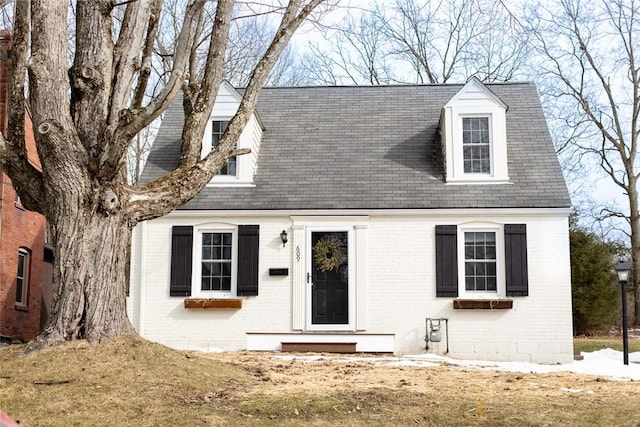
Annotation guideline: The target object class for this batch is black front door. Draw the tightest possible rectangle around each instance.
[311,231,349,325]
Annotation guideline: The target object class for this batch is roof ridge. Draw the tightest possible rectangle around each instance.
[240,81,535,90]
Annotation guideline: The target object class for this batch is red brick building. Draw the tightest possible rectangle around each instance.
[0,32,51,343]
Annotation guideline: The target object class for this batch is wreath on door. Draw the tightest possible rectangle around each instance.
[313,237,345,272]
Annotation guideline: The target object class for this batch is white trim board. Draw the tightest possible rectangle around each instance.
[167,207,572,218]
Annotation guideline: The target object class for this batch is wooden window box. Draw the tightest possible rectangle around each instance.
[183,298,242,309]
[453,299,513,309]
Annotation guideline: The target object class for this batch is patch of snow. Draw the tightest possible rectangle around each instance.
[561,387,593,394]
[272,349,640,381]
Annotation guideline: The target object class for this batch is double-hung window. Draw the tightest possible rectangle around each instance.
[464,231,497,292]
[15,248,30,305]
[212,121,236,176]
[462,117,490,174]
[459,227,502,297]
[200,231,234,293]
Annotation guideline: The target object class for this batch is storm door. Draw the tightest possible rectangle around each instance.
[307,230,350,326]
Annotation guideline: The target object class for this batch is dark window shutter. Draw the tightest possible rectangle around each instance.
[505,224,528,296]
[170,226,193,296]
[435,225,458,297]
[237,225,260,296]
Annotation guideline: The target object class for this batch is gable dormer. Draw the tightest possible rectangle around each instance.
[202,81,264,187]
[440,77,509,184]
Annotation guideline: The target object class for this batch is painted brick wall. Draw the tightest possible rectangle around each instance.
[130,209,573,363]
[0,32,47,342]
[365,213,573,363]
[130,216,294,351]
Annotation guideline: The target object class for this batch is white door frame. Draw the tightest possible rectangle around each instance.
[290,216,368,332]
[305,226,356,331]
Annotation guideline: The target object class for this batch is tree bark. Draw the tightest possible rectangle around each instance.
[0,0,328,351]
[29,195,135,350]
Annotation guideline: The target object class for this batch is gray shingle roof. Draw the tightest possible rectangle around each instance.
[141,83,571,210]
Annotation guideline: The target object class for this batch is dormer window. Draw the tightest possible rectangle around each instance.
[462,117,490,174]
[211,120,236,176]
[200,81,264,187]
[440,77,509,184]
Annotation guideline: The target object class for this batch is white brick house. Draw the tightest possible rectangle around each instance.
[128,79,573,363]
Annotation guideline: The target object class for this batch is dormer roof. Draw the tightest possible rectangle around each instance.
[444,76,508,110]
[141,83,570,211]
[212,81,264,129]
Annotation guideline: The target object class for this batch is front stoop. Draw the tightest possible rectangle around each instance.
[281,342,357,353]
[246,332,395,353]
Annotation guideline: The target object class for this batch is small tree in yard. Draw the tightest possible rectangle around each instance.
[0,0,327,350]
[570,226,620,335]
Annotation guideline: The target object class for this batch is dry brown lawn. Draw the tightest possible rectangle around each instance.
[1,335,639,426]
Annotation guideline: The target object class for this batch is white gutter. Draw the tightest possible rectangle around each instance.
[164,207,573,218]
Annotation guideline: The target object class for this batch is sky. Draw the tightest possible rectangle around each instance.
[275,348,640,381]
[287,0,634,240]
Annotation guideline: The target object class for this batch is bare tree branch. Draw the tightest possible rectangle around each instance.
[105,0,207,182]
[132,0,327,222]
[301,0,530,85]
[0,0,45,213]
[524,0,640,322]
[132,0,163,110]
